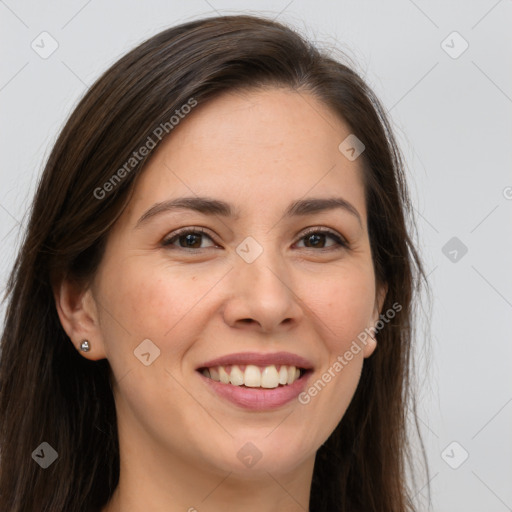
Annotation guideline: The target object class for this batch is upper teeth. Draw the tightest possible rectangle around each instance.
[201,364,302,389]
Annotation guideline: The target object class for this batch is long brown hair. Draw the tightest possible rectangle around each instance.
[0,14,429,512]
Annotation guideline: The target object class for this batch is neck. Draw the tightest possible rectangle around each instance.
[101,408,314,512]
[103,455,314,512]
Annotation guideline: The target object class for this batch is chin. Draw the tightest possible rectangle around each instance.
[199,435,313,477]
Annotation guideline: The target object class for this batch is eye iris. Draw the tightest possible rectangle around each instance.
[181,233,201,248]
[305,233,325,248]
[169,230,339,250]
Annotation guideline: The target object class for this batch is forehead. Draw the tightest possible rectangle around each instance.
[124,87,367,223]
[162,87,354,163]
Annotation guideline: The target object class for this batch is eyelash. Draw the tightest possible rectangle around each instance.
[161,226,349,252]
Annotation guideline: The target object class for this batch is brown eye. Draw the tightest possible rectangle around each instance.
[303,233,327,248]
[162,228,217,249]
[296,229,347,250]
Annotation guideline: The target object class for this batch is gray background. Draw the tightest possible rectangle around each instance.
[1,1,511,510]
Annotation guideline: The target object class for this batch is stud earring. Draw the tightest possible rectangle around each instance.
[79,340,90,352]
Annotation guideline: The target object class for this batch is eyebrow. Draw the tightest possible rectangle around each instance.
[134,195,362,229]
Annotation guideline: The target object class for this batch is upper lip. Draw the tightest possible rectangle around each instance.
[197,351,314,370]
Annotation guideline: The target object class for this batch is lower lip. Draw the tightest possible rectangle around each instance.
[198,370,313,410]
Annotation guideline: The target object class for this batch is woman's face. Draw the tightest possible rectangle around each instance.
[84,87,385,482]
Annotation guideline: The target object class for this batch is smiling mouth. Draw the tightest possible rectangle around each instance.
[197,364,309,389]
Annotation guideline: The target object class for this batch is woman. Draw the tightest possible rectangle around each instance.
[0,14,428,512]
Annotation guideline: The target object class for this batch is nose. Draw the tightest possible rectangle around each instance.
[222,248,304,333]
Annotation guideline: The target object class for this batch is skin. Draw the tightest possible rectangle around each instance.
[55,87,386,512]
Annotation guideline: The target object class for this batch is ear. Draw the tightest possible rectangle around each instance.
[53,277,107,361]
[362,282,388,359]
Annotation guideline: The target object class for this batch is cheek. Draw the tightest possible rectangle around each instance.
[309,265,376,349]
[295,267,375,443]
[99,257,220,359]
